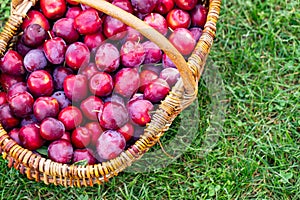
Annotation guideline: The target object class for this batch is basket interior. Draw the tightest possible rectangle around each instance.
[0,0,221,186]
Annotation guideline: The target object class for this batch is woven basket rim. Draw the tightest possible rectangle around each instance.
[0,0,221,187]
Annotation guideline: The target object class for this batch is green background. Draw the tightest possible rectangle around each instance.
[0,0,299,199]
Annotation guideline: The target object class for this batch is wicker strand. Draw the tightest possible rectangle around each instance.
[0,0,37,56]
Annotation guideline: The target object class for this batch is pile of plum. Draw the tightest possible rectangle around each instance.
[0,0,207,164]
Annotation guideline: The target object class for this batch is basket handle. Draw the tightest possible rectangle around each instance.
[76,0,197,94]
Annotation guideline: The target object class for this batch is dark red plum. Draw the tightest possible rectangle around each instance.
[103,16,127,40]
[85,122,104,147]
[24,49,48,72]
[8,128,22,145]
[144,13,168,36]
[128,99,154,126]
[19,123,45,151]
[174,0,197,11]
[166,9,191,30]
[78,63,99,79]
[121,40,145,68]
[72,149,97,165]
[0,73,24,91]
[190,4,208,28]
[6,82,27,102]
[61,131,71,142]
[8,91,34,118]
[112,0,133,13]
[80,96,104,121]
[131,0,158,14]
[169,28,196,55]
[58,106,83,130]
[159,67,180,87]
[53,18,79,43]
[155,0,174,15]
[125,26,144,42]
[71,127,91,148]
[117,123,134,141]
[27,70,54,97]
[0,92,7,106]
[144,78,170,103]
[162,54,176,68]
[63,74,88,102]
[170,30,195,55]
[33,97,59,121]
[65,42,90,70]
[40,0,67,19]
[66,6,82,19]
[98,102,128,130]
[74,8,102,35]
[0,104,20,130]
[114,68,140,98]
[48,139,73,164]
[43,37,67,65]
[16,40,32,57]
[0,50,25,76]
[22,24,47,47]
[142,41,163,64]
[84,32,105,51]
[89,72,114,97]
[21,10,50,31]
[40,117,65,141]
[95,130,126,160]
[95,43,120,73]
[189,27,203,41]
[139,69,158,92]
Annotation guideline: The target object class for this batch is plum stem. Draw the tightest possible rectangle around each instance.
[47,31,53,39]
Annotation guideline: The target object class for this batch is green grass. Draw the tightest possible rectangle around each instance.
[0,0,299,199]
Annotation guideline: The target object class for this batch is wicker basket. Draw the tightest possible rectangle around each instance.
[0,0,221,187]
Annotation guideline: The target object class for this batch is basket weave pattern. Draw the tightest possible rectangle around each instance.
[0,0,221,186]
